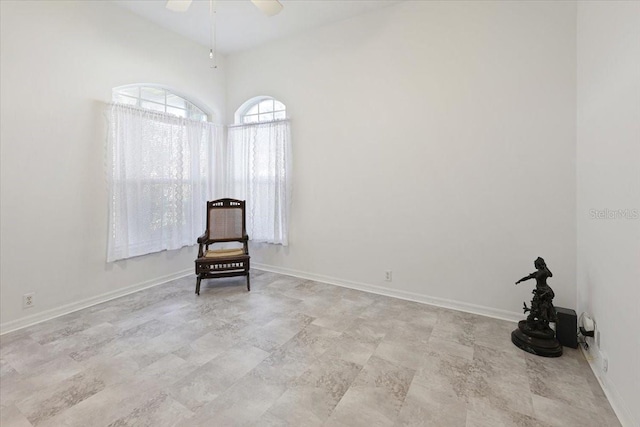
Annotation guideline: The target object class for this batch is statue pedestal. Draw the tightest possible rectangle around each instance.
[511,320,562,357]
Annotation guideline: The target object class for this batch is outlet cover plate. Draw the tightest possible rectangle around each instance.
[23,292,35,308]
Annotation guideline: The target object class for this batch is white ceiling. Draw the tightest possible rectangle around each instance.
[113,0,403,55]
[112,0,403,54]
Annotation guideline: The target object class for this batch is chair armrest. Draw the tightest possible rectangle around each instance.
[197,232,208,258]
[243,235,250,255]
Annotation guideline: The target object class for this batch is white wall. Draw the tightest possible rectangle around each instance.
[0,0,226,330]
[226,1,577,317]
[577,2,640,426]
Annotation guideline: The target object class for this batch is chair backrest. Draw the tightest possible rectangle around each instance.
[206,199,246,241]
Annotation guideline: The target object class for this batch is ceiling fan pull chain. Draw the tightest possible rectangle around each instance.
[209,0,217,69]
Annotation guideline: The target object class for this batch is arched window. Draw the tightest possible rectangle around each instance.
[229,96,291,245]
[113,85,208,122]
[236,96,286,124]
[106,85,218,261]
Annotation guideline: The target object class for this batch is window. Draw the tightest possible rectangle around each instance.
[228,97,291,245]
[106,87,220,262]
[113,85,208,122]
[237,97,287,124]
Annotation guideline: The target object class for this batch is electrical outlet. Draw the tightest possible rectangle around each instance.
[385,270,392,282]
[23,293,35,309]
[596,329,601,348]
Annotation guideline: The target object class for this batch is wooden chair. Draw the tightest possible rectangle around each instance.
[195,199,250,295]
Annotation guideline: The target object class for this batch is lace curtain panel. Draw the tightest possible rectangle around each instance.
[106,104,222,262]
[227,120,292,245]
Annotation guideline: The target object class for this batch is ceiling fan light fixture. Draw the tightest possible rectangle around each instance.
[166,0,193,12]
[251,0,284,17]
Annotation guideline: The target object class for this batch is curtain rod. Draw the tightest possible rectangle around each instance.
[107,102,223,127]
[227,118,290,129]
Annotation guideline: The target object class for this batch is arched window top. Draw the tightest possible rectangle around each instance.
[113,85,209,122]
[235,96,286,124]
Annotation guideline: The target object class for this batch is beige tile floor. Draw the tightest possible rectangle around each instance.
[0,271,620,426]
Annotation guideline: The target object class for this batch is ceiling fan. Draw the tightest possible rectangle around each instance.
[165,0,284,17]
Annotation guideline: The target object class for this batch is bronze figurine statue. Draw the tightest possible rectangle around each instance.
[511,257,562,357]
[516,257,557,331]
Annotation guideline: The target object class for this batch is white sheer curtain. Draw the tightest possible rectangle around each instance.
[106,103,223,262]
[227,120,291,245]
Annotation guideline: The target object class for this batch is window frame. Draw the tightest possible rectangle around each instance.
[235,96,287,125]
[113,84,210,122]
[106,87,216,262]
[229,96,291,245]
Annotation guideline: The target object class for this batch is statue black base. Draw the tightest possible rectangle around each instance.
[511,320,562,357]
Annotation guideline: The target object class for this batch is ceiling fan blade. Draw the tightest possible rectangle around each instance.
[166,0,193,12]
[251,0,284,17]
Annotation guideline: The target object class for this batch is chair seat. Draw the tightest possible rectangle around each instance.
[203,248,245,258]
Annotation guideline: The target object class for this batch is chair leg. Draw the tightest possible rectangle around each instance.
[246,274,250,292]
[196,276,201,295]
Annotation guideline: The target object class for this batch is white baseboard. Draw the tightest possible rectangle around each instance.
[580,344,637,427]
[0,269,192,335]
[1,263,520,336]
[253,263,523,323]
